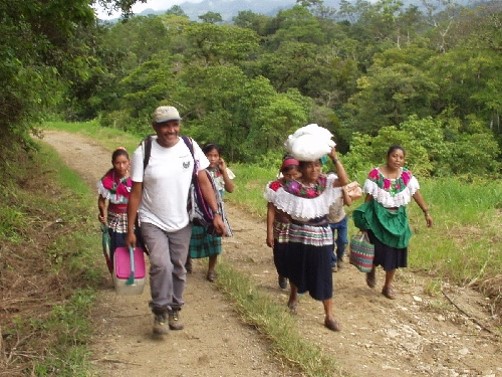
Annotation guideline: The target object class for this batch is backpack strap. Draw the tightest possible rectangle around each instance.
[181,135,197,176]
[140,134,154,172]
[142,135,193,173]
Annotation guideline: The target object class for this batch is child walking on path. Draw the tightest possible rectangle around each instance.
[327,184,352,272]
[97,147,132,273]
[266,156,300,289]
[188,143,235,282]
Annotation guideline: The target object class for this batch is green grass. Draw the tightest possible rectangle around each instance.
[407,177,502,286]
[32,290,96,377]
[227,163,276,217]
[1,141,102,376]
[216,262,343,377]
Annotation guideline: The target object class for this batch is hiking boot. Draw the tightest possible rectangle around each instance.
[278,275,287,289]
[153,313,168,335]
[168,310,184,330]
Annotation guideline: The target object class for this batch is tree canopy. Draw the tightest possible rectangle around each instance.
[2,0,501,175]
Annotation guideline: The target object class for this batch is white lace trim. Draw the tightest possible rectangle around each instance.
[363,177,419,208]
[264,174,342,221]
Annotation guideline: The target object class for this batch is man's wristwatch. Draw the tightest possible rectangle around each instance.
[213,209,222,216]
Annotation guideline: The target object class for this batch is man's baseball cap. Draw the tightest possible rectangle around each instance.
[153,106,182,124]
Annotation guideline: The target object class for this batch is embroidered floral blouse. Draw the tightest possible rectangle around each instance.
[264,174,342,222]
[363,167,419,208]
[97,169,132,214]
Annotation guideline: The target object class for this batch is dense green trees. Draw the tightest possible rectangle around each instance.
[2,0,501,175]
[0,0,141,144]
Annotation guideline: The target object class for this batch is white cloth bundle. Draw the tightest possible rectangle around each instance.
[284,124,336,161]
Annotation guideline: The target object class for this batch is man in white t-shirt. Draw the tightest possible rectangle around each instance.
[127,105,225,336]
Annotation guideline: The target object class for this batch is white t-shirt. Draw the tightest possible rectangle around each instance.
[131,136,209,232]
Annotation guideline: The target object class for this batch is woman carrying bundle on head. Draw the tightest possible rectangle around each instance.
[264,124,349,332]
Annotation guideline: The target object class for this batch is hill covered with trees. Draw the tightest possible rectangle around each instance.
[1,0,501,177]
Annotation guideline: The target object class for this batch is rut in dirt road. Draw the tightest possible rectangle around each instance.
[42,130,502,377]
[42,130,297,377]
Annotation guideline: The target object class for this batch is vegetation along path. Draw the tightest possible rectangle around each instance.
[43,130,501,377]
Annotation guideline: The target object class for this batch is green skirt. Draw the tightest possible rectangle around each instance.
[189,225,222,259]
[353,200,411,249]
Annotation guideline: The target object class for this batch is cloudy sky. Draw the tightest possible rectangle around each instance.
[94,0,203,19]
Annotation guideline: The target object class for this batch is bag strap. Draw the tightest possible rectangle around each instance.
[142,135,193,173]
[141,134,155,172]
[181,135,197,178]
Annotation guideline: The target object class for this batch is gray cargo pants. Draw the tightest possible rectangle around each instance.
[140,222,192,314]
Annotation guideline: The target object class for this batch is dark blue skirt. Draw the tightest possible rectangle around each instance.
[368,230,408,271]
[286,242,333,301]
[273,242,289,277]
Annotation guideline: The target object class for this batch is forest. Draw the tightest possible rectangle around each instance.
[1,1,501,374]
[1,0,501,177]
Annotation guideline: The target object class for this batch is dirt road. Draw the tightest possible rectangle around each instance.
[42,130,501,377]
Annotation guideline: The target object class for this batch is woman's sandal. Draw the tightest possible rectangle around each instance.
[324,317,342,332]
[287,300,298,315]
[206,270,217,282]
[366,269,376,288]
[381,285,396,300]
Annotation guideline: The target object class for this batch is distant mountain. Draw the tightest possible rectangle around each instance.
[136,0,342,21]
[131,0,477,22]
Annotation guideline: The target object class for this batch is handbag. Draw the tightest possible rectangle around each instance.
[349,232,374,273]
[346,181,362,200]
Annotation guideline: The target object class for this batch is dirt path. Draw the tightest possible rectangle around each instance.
[42,130,501,377]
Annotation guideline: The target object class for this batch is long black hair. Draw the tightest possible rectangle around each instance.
[202,143,222,156]
[111,147,129,163]
[386,145,405,158]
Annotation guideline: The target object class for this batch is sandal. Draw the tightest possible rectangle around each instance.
[381,285,396,300]
[206,270,217,282]
[287,300,298,315]
[324,317,342,332]
[366,269,376,288]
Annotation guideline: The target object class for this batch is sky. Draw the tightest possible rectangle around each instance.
[94,0,202,19]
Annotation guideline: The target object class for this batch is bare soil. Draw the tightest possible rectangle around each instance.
[42,130,501,377]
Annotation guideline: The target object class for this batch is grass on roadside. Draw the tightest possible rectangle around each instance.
[1,143,102,376]
[216,262,344,377]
